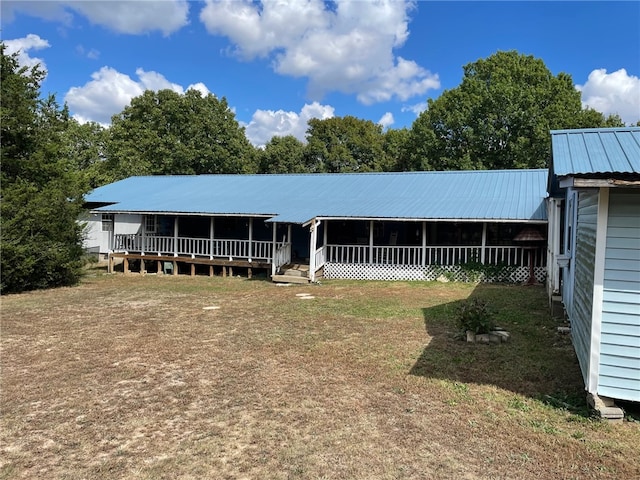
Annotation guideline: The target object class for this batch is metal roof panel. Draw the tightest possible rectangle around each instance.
[85,169,549,224]
[551,127,640,176]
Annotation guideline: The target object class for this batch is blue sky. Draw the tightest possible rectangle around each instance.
[2,1,639,147]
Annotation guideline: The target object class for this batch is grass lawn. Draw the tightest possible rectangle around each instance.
[1,271,639,479]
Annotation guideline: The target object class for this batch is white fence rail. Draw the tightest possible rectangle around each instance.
[114,234,275,261]
[114,235,546,268]
[326,244,545,267]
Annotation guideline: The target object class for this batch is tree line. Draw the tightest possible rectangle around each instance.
[1,46,631,293]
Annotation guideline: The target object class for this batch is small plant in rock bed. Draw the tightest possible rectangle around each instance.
[457,298,496,335]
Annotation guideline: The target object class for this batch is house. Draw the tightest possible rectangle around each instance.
[83,169,548,283]
[549,126,640,413]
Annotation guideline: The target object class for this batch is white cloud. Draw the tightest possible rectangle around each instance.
[200,0,439,104]
[244,102,335,147]
[3,34,51,73]
[577,68,640,125]
[187,82,211,96]
[64,67,211,125]
[75,45,100,60]
[378,112,394,129]
[3,0,189,36]
[401,101,427,116]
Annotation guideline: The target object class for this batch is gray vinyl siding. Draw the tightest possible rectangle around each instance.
[599,190,640,402]
[571,190,599,385]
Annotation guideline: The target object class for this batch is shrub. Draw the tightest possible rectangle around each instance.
[457,298,496,334]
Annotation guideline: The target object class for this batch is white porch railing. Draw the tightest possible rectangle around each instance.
[114,235,545,268]
[326,244,545,267]
[274,242,292,270]
[114,234,275,261]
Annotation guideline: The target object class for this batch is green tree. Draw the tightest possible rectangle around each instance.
[383,127,411,171]
[258,135,307,173]
[105,89,256,180]
[64,120,109,188]
[1,45,86,293]
[304,116,388,173]
[407,50,621,171]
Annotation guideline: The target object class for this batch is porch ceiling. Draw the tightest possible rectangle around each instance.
[86,169,549,224]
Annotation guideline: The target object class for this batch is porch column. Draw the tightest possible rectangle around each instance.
[369,220,374,264]
[481,222,487,264]
[248,217,253,262]
[272,221,277,277]
[421,221,427,267]
[141,216,146,256]
[173,217,179,257]
[309,220,319,282]
[209,217,214,259]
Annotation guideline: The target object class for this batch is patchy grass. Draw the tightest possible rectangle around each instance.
[1,273,639,480]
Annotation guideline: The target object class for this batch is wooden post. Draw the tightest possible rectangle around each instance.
[108,254,114,273]
[124,257,129,275]
[422,221,427,267]
[173,217,179,257]
[209,217,214,259]
[248,267,252,279]
[271,221,277,277]
[190,263,195,277]
[222,266,227,277]
[248,217,253,262]
[157,260,162,274]
[141,215,146,256]
[309,219,318,282]
[369,220,374,264]
[481,222,487,264]
[140,259,146,275]
[172,261,177,276]
[229,266,233,277]
[209,265,214,277]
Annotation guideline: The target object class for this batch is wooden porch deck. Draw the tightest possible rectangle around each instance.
[109,253,271,279]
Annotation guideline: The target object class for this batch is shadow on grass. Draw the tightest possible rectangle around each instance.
[409,283,590,415]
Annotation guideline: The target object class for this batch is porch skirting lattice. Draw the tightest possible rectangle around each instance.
[322,263,546,283]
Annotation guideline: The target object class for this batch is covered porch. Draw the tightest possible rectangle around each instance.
[106,214,546,283]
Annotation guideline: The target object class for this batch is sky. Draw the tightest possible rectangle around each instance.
[2,0,639,147]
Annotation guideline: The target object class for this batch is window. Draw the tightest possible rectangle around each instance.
[101,213,114,232]
[145,215,157,234]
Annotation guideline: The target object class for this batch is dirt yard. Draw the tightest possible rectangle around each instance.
[1,272,638,479]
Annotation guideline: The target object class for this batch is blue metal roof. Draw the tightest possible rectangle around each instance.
[85,169,548,224]
[551,127,640,176]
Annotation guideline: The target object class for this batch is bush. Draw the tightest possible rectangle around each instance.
[457,298,496,334]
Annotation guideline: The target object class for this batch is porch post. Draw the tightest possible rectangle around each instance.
[481,222,487,264]
[209,217,214,259]
[272,221,277,277]
[141,215,146,256]
[173,217,179,257]
[309,219,318,282]
[248,217,253,262]
[369,220,374,264]
[421,221,427,267]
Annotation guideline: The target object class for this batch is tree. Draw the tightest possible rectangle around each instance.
[406,50,623,171]
[304,116,389,173]
[64,120,110,188]
[1,45,86,293]
[258,135,307,173]
[105,89,257,181]
[382,127,411,171]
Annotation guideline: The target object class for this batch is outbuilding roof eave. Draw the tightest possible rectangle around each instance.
[89,208,548,225]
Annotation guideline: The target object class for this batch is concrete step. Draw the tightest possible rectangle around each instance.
[271,274,310,284]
